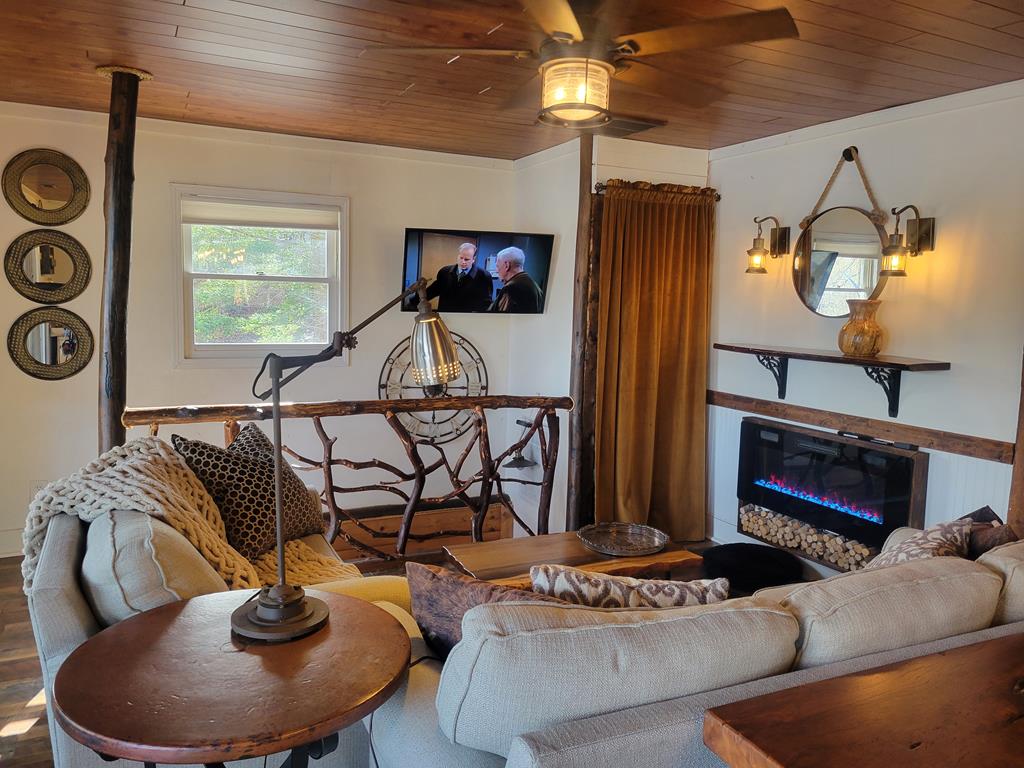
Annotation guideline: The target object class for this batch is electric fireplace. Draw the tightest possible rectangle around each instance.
[737,417,927,551]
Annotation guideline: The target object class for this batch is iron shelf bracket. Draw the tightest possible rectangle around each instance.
[864,366,903,418]
[756,354,789,399]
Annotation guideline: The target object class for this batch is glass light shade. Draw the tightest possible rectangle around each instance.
[880,234,908,277]
[410,307,461,389]
[539,58,613,124]
[746,238,768,274]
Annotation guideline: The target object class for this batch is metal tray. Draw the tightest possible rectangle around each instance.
[576,522,669,557]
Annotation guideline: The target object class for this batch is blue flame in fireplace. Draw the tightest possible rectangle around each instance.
[754,475,883,524]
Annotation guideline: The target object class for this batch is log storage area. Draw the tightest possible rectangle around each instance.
[739,504,876,572]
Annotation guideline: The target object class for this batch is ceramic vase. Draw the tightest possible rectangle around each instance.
[837,299,884,357]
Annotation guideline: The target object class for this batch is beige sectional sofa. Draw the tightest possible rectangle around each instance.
[28,513,1024,768]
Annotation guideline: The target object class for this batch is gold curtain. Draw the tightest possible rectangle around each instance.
[594,179,717,541]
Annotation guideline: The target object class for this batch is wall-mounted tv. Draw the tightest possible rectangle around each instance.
[402,228,554,314]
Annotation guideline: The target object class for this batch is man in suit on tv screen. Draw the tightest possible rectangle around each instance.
[490,246,543,313]
[423,242,493,312]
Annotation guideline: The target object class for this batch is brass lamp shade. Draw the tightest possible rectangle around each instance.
[410,304,461,391]
[746,238,769,274]
[880,233,908,277]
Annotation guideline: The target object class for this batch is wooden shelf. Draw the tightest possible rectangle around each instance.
[714,343,951,418]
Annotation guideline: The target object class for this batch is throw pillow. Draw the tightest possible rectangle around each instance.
[530,564,729,608]
[967,523,1019,560]
[866,519,972,569]
[956,506,1019,559]
[171,426,324,560]
[406,562,564,658]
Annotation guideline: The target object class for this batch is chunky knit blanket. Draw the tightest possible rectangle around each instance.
[22,437,359,592]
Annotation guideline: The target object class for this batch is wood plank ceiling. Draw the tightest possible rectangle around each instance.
[1,0,1023,160]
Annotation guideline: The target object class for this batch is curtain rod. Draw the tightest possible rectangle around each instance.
[593,181,721,201]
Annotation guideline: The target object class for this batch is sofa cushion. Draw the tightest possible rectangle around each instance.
[866,519,971,569]
[172,427,324,560]
[406,562,565,658]
[782,556,1001,669]
[436,598,798,757]
[309,575,412,614]
[81,510,227,626]
[978,539,1024,625]
[530,563,728,608]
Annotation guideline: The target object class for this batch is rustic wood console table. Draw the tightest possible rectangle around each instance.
[703,632,1024,767]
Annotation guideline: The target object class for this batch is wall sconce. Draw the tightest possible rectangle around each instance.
[746,216,790,274]
[880,204,935,277]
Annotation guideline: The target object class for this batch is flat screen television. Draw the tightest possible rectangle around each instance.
[402,228,554,314]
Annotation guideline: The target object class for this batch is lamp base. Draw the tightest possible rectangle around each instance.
[231,584,329,643]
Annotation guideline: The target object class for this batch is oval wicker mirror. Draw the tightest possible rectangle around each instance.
[2,149,90,225]
[5,229,91,304]
[8,307,94,380]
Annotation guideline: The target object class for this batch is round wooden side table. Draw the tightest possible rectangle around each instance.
[52,590,410,767]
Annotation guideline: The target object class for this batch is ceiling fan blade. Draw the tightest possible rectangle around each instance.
[366,46,535,59]
[502,74,542,110]
[615,61,726,109]
[521,0,584,42]
[614,8,798,57]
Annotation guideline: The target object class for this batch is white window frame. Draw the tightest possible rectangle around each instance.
[172,184,349,366]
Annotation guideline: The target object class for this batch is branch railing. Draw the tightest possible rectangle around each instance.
[123,396,573,559]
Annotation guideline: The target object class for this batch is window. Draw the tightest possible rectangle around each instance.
[811,236,881,318]
[174,187,347,360]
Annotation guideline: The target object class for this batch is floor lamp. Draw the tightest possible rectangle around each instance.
[231,277,461,642]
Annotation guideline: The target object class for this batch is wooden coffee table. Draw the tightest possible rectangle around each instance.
[703,631,1024,767]
[444,531,703,589]
[53,590,410,766]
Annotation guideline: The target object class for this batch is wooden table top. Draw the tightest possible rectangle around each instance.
[444,531,703,588]
[703,631,1024,768]
[53,590,410,765]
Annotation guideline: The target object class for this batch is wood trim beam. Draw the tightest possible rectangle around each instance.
[567,133,594,531]
[98,69,145,452]
[1009,347,1024,529]
[707,390,1014,465]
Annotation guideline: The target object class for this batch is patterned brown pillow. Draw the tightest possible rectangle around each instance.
[866,519,972,570]
[406,562,565,658]
[530,564,730,608]
[171,425,324,560]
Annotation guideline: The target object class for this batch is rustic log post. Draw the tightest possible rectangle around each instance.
[97,65,151,453]
[1010,346,1024,532]
[537,409,560,535]
[567,133,595,531]
[223,419,240,446]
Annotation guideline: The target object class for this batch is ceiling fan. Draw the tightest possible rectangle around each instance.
[369,0,798,137]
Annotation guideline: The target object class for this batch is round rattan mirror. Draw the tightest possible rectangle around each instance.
[792,206,888,318]
[5,229,91,304]
[2,149,90,225]
[7,307,94,380]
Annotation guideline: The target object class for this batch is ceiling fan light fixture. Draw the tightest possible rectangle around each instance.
[538,57,613,127]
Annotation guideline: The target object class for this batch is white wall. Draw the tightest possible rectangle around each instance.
[594,136,707,187]
[0,101,586,555]
[707,80,1024,551]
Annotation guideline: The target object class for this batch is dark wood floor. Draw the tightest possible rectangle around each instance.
[0,556,52,767]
